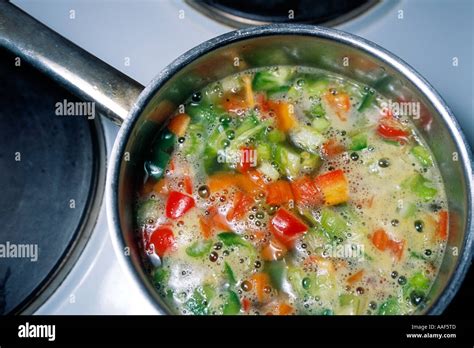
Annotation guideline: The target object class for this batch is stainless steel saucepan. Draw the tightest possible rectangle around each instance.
[1,2,472,314]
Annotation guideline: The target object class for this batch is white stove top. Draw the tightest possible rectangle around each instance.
[11,0,472,314]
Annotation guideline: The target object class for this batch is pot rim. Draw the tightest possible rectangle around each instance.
[106,24,474,315]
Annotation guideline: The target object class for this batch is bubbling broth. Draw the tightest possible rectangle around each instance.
[135,66,448,315]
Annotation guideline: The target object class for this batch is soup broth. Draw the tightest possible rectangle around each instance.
[135,66,448,315]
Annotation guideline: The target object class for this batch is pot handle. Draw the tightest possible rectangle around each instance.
[0,2,143,125]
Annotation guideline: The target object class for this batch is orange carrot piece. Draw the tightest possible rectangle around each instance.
[278,303,294,315]
[250,273,271,303]
[184,175,193,195]
[267,100,297,132]
[321,139,345,158]
[324,91,350,121]
[168,113,190,137]
[347,270,364,284]
[199,216,213,239]
[266,180,294,205]
[314,169,349,206]
[437,210,448,240]
[226,191,254,221]
[290,176,322,206]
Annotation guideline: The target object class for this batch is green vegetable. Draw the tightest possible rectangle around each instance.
[224,262,236,286]
[185,240,213,258]
[304,77,329,96]
[265,260,286,291]
[252,68,292,92]
[306,103,326,118]
[319,208,348,240]
[289,125,325,154]
[136,199,159,224]
[185,285,215,315]
[274,145,301,179]
[267,129,286,143]
[223,290,241,315]
[182,123,205,156]
[218,232,252,248]
[410,145,433,167]
[338,294,361,315]
[357,90,376,112]
[402,173,438,202]
[409,251,429,260]
[256,143,272,162]
[311,117,330,132]
[300,151,321,174]
[378,297,400,315]
[266,85,290,97]
[349,133,368,151]
[152,267,169,286]
[408,272,430,291]
[144,129,176,180]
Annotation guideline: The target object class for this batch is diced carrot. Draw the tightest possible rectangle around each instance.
[246,169,267,188]
[347,270,364,284]
[222,94,248,113]
[314,169,349,206]
[324,90,350,121]
[141,179,167,195]
[167,113,190,137]
[250,273,271,303]
[437,210,448,240]
[226,191,254,221]
[321,139,345,158]
[290,176,322,206]
[242,298,251,312]
[183,175,193,195]
[371,229,405,261]
[207,172,262,196]
[371,229,390,250]
[256,93,271,113]
[199,216,213,239]
[261,238,288,261]
[213,213,232,231]
[266,180,294,205]
[267,100,297,132]
[242,75,255,108]
[278,303,294,315]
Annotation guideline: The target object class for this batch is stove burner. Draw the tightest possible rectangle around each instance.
[0,49,105,314]
[187,0,378,27]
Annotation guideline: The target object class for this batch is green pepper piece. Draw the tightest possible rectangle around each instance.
[410,145,433,167]
[186,240,213,258]
[224,262,236,286]
[274,144,301,179]
[320,208,348,241]
[349,133,368,151]
[223,290,241,315]
[218,232,252,248]
[378,297,400,315]
[402,173,438,202]
[357,90,376,112]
